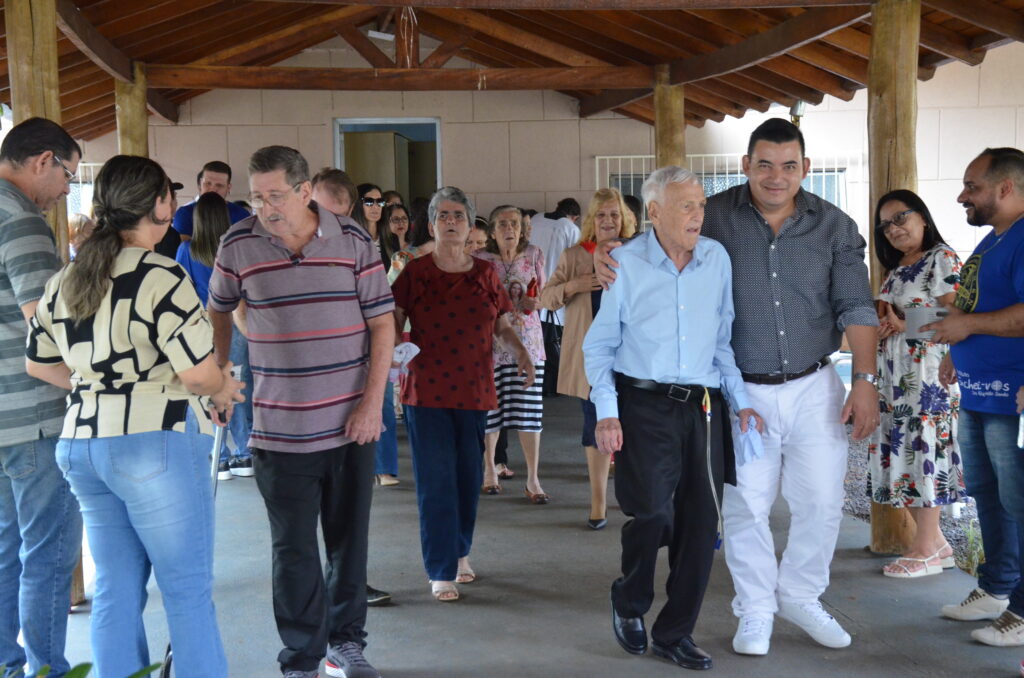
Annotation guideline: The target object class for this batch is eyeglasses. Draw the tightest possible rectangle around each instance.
[362,198,387,208]
[389,216,410,225]
[249,183,301,209]
[878,209,916,233]
[54,155,77,184]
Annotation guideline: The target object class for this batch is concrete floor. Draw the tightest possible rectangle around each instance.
[65,396,1022,677]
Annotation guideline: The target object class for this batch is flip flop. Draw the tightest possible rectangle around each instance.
[430,580,459,602]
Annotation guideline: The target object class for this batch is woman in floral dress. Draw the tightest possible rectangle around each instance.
[869,189,965,578]
[474,205,548,503]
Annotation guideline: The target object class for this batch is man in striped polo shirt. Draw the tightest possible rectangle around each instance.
[0,117,83,678]
[208,146,394,678]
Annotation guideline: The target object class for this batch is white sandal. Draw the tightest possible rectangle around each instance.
[883,546,950,579]
[430,580,459,602]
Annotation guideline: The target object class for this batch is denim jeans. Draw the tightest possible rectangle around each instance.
[959,408,1024,616]
[404,405,485,581]
[0,434,81,678]
[56,411,227,678]
[374,382,399,476]
[220,327,253,464]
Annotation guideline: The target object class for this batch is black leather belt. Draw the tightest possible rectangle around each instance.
[615,373,720,403]
[741,355,831,385]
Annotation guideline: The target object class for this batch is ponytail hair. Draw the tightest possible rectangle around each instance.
[190,192,231,268]
[63,155,170,322]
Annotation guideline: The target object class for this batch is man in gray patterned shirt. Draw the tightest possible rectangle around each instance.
[0,117,83,678]
[597,119,878,657]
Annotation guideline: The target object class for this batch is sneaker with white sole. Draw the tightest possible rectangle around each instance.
[283,670,317,678]
[229,456,254,477]
[733,614,773,655]
[777,600,851,648]
[216,460,232,481]
[324,641,379,678]
[971,610,1024,647]
[942,588,1009,621]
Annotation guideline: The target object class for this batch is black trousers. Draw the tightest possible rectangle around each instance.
[540,319,562,396]
[610,385,726,645]
[253,442,375,672]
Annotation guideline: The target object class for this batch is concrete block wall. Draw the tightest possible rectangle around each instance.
[81,38,1024,256]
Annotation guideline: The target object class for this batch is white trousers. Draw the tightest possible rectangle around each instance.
[723,365,849,617]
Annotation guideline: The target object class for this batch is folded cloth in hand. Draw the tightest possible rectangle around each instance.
[732,415,765,467]
[390,342,421,383]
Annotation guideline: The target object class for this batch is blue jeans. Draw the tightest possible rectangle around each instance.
[0,434,81,678]
[374,382,399,476]
[404,405,485,581]
[960,408,1024,615]
[56,411,227,678]
[220,327,253,464]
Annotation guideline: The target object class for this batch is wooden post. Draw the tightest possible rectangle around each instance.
[395,7,419,69]
[115,61,150,157]
[5,0,70,262]
[867,0,921,555]
[654,64,685,168]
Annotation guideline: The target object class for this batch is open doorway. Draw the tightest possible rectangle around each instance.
[333,118,441,204]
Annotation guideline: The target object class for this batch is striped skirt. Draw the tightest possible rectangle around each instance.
[486,362,544,433]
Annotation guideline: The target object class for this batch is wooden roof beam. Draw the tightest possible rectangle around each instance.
[252,0,871,8]
[420,30,474,68]
[670,6,869,84]
[336,25,394,68]
[922,0,1024,44]
[54,0,178,123]
[145,64,655,91]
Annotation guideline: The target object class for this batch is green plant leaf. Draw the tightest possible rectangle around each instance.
[64,665,94,678]
[125,663,162,678]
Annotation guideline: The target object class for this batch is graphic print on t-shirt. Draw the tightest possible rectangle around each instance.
[954,253,980,312]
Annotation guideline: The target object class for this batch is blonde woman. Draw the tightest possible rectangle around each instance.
[540,188,636,528]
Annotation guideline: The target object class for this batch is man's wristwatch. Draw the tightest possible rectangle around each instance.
[853,372,878,385]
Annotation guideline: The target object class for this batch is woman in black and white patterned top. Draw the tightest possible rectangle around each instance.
[26,155,243,678]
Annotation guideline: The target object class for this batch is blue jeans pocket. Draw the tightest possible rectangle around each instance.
[111,434,168,482]
[55,439,71,474]
[3,439,37,480]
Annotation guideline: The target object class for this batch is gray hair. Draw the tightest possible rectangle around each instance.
[640,166,700,207]
[428,186,476,225]
[248,145,309,186]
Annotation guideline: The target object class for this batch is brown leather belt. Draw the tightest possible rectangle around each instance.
[615,373,721,403]
[741,355,831,385]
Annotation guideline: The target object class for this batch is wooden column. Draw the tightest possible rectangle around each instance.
[653,64,685,168]
[115,61,149,156]
[396,7,419,69]
[5,0,70,262]
[867,0,921,555]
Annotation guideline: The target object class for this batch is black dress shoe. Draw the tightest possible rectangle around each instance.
[610,591,647,655]
[366,584,391,607]
[587,518,608,530]
[652,636,712,670]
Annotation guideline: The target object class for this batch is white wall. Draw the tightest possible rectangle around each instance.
[81,37,1024,259]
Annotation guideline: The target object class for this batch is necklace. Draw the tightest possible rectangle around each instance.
[499,251,520,284]
[976,229,1009,256]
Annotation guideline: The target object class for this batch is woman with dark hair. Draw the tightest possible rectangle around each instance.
[474,205,548,503]
[354,182,385,242]
[868,188,965,578]
[176,192,255,480]
[379,202,410,273]
[382,189,404,207]
[26,155,242,677]
[387,199,435,284]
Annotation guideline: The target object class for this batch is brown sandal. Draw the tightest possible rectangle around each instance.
[524,487,549,505]
[481,484,501,495]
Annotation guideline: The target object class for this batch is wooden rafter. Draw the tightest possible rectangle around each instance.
[252,0,872,8]
[146,64,655,91]
[53,0,178,123]
[420,30,474,68]
[337,24,394,68]
[922,0,1024,44]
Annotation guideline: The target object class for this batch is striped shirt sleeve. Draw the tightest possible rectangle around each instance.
[353,231,395,318]
[0,212,60,307]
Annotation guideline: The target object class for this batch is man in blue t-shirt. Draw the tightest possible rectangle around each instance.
[925,147,1024,647]
[172,159,250,241]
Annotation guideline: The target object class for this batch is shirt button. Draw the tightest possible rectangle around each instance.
[783,360,789,365]
[680,336,686,341]
[770,244,776,250]
[772,272,778,278]
[679,305,685,310]
[779,330,785,336]
[682,365,687,369]
[775,301,780,306]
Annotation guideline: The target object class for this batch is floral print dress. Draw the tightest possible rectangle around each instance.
[868,244,965,507]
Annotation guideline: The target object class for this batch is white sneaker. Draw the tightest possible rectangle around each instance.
[941,588,1009,621]
[733,614,773,655]
[971,610,1024,647]
[777,600,851,649]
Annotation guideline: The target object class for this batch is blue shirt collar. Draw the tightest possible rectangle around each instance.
[644,229,707,272]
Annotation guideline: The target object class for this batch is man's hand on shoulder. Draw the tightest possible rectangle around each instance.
[595,239,624,290]
[595,417,623,455]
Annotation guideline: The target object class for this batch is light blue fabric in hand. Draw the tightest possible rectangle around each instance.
[733,416,764,467]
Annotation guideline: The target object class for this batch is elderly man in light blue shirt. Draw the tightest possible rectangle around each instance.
[584,166,762,671]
